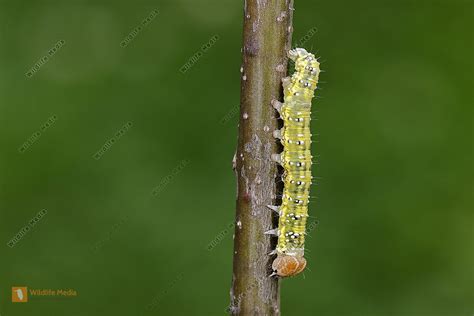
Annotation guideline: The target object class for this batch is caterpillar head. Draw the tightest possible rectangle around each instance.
[288,48,320,81]
[271,254,307,278]
[288,48,311,61]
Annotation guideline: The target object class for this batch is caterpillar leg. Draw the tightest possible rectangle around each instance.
[268,249,278,256]
[271,99,283,113]
[271,153,282,164]
[273,129,283,139]
[282,76,291,89]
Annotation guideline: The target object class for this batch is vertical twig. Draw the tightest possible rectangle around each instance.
[230,0,294,315]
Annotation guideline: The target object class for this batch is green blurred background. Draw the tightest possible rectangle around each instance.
[1,0,472,315]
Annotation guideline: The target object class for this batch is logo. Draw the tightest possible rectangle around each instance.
[12,287,28,303]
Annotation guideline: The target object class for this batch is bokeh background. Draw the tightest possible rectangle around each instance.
[0,0,472,315]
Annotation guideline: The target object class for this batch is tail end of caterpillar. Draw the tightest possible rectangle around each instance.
[271,254,307,278]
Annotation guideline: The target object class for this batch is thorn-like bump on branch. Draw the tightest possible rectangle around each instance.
[264,228,279,236]
[266,205,280,213]
[232,152,237,171]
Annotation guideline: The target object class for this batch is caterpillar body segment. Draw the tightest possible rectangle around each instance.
[271,48,320,278]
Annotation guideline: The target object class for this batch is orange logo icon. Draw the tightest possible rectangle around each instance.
[12,287,28,303]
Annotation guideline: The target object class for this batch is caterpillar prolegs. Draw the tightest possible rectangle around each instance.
[268,48,320,278]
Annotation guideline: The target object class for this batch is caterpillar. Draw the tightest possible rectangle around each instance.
[267,48,320,278]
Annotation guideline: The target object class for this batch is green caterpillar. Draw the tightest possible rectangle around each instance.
[267,48,320,278]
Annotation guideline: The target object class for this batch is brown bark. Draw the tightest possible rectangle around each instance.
[230,1,294,315]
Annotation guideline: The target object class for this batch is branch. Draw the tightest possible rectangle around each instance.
[230,1,294,315]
